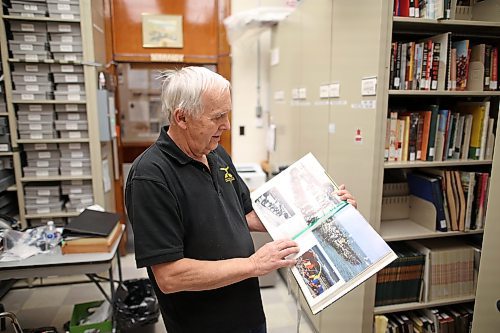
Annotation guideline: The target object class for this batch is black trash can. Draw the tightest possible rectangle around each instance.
[114,278,160,330]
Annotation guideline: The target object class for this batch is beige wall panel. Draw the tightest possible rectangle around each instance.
[269,9,302,171]
[325,0,386,332]
[472,120,500,332]
[297,0,332,167]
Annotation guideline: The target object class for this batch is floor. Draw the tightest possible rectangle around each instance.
[0,252,316,333]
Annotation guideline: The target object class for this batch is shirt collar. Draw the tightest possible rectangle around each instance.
[156,125,215,165]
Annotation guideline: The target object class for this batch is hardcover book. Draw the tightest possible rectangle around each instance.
[250,153,397,314]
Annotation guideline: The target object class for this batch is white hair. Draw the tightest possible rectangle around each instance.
[160,66,230,121]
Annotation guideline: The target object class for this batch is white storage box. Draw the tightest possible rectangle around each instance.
[235,163,266,192]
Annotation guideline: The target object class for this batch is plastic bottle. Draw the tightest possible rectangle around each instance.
[44,221,61,252]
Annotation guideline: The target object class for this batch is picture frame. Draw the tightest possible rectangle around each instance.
[142,14,183,48]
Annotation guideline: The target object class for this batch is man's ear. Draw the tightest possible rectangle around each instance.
[173,109,188,129]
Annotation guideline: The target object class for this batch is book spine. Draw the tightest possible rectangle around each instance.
[484,44,491,90]
[431,42,441,90]
[490,47,498,90]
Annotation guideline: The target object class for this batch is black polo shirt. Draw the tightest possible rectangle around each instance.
[125,126,265,333]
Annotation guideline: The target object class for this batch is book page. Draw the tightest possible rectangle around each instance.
[251,153,396,313]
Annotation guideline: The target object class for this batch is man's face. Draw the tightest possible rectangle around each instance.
[184,88,231,157]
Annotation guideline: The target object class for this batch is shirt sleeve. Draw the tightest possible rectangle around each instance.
[125,176,185,268]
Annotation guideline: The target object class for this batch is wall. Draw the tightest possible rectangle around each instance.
[230,0,291,164]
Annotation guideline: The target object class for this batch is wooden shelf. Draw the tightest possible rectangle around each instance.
[374,295,476,314]
[0,152,13,156]
[389,90,500,96]
[18,138,90,144]
[21,175,92,182]
[25,211,80,219]
[2,14,80,23]
[380,219,484,242]
[0,112,9,116]
[384,159,492,169]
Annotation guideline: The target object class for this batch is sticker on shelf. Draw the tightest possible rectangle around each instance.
[354,128,363,144]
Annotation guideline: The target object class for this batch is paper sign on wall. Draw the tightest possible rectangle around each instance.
[361,76,377,96]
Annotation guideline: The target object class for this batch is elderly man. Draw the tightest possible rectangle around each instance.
[125,66,300,333]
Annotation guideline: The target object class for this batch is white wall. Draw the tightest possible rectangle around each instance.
[230,0,291,164]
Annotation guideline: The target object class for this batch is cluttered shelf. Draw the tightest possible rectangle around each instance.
[374,295,476,315]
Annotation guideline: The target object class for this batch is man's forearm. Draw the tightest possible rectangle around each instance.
[246,210,267,232]
[152,257,257,294]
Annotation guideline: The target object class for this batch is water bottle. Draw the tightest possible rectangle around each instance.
[44,221,61,252]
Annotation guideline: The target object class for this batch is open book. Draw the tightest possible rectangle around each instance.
[250,153,397,314]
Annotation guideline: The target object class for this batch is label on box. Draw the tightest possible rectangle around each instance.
[21,24,35,32]
[64,54,77,61]
[28,114,42,121]
[61,45,73,52]
[71,161,83,167]
[58,4,71,11]
[30,124,42,130]
[36,198,49,204]
[64,75,78,83]
[24,35,37,42]
[67,94,81,101]
[71,169,83,176]
[71,151,84,158]
[36,170,49,177]
[26,85,39,92]
[21,94,35,100]
[30,133,42,139]
[36,207,50,214]
[38,190,50,196]
[24,4,38,11]
[69,143,81,149]
[69,131,82,138]
[82,198,93,204]
[25,54,38,61]
[35,143,48,150]
[36,161,49,167]
[67,84,81,92]
[20,44,33,51]
[58,24,72,32]
[61,65,74,72]
[21,13,34,18]
[23,75,37,82]
[70,188,82,194]
[67,114,80,120]
[66,123,78,130]
[61,14,75,20]
[25,65,39,72]
[0,144,8,152]
[61,36,74,43]
[65,104,78,111]
[38,152,51,158]
[29,105,42,111]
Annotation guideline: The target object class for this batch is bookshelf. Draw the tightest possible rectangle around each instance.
[0,0,116,227]
[268,0,500,332]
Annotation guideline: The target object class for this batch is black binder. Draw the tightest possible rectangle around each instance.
[63,209,120,238]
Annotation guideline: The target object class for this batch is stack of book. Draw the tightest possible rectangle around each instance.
[374,303,474,333]
[62,209,121,254]
[375,242,425,306]
[409,239,475,302]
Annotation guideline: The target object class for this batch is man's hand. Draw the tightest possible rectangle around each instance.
[249,239,299,276]
[336,184,357,209]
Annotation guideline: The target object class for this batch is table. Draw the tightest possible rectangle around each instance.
[0,226,124,330]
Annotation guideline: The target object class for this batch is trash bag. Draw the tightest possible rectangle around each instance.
[114,278,160,330]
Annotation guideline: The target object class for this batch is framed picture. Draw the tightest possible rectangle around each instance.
[142,14,183,48]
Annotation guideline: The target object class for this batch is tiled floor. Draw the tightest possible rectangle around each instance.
[0,253,315,333]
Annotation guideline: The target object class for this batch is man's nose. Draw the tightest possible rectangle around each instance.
[221,113,231,130]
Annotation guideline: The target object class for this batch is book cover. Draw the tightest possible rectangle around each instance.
[250,153,397,315]
[407,173,448,232]
[453,40,470,90]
